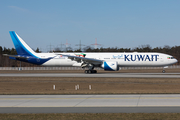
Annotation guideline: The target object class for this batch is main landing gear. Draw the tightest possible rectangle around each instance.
[84,70,97,74]
[83,64,97,74]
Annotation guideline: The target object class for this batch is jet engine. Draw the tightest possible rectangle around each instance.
[101,61,119,71]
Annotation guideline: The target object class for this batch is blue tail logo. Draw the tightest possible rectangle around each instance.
[9,31,37,57]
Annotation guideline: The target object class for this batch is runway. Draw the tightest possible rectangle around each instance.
[0,73,180,78]
[1,94,180,113]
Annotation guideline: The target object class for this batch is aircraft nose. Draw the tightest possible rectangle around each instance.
[174,58,178,64]
[175,59,178,63]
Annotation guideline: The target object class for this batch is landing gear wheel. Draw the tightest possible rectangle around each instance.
[85,70,89,74]
[162,70,165,73]
[90,70,97,73]
[84,70,97,74]
[93,70,97,73]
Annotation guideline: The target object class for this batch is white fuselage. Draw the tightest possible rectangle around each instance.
[34,52,177,67]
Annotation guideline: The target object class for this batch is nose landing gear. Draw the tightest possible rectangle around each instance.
[162,66,168,73]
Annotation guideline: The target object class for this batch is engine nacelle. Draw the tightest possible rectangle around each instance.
[101,61,119,71]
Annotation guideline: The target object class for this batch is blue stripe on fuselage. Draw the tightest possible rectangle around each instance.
[9,55,52,65]
[27,57,52,65]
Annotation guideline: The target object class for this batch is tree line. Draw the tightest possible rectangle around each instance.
[0,45,180,67]
[0,47,40,67]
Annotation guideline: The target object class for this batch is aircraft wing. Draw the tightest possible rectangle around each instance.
[3,54,28,60]
[56,54,103,64]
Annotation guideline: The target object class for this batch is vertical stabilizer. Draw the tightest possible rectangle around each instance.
[9,31,37,57]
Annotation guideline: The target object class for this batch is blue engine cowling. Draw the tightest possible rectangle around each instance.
[101,61,119,71]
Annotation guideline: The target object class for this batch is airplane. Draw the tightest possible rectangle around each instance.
[3,31,178,74]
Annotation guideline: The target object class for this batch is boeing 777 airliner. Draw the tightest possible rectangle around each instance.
[4,31,178,74]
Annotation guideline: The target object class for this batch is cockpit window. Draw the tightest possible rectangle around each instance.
[168,57,175,59]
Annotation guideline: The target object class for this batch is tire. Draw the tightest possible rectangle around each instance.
[162,70,165,73]
[85,70,88,74]
[85,70,97,74]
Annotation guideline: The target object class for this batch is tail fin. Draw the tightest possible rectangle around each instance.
[9,31,37,57]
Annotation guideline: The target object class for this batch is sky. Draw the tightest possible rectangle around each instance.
[0,0,180,52]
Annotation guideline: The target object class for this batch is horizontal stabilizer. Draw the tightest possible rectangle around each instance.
[3,54,28,59]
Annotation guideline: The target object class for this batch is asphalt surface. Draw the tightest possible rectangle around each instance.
[1,94,180,113]
[1,107,180,113]
[1,73,180,113]
[0,73,180,78]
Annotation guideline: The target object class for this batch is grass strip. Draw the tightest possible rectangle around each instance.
[0,77,180,94]
[1,113,180,120]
